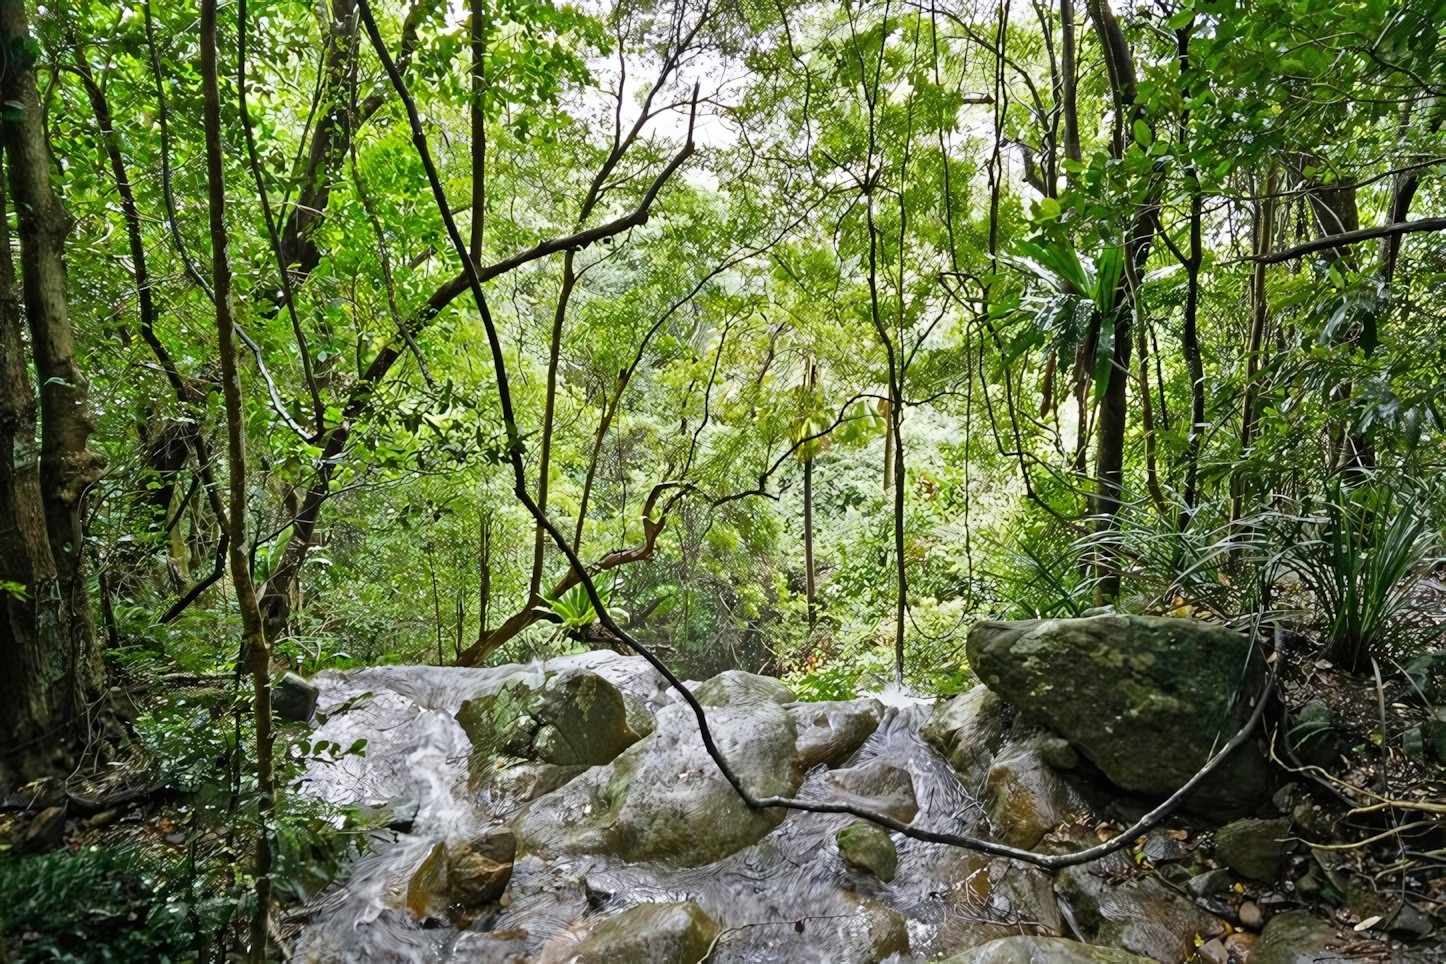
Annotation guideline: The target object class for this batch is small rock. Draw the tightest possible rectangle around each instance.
[790,698,884,769]
[84,808,119,829]
[1214,817,1289,881]
[825,758,918,824]
[1197,937,1229,964]
[164,831,186,845]
[1037,735,1080,769]
[1223,931,1259,960]
[1141,828,1191,863]
[1387,903,1433,938]
[941,935,1158,963]
[567,901,720,964]
[271,671,320,723]
[837,820,898,882]
[1238,900,1264,931]
[15,805,67,855]
[405,841,450,920]
[1186,869,1233,898]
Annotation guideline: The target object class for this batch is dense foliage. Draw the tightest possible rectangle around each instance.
[2,0,1445,956]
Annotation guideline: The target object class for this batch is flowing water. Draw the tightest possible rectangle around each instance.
[290,653,1058,962]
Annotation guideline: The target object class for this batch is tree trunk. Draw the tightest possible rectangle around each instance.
[0,163,57,779]
[200,1,273,956]
[0,0,107,779]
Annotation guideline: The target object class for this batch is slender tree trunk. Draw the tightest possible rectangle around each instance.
[469,0,486,258]
[200,2,273,957]
[1060,0,1081,168]
[1178,187,1205,529]
[881,398,893,490]
[1233,170,1277,524]
[1,0,107,770]
[529,257,577,599]
[803,455,816,628]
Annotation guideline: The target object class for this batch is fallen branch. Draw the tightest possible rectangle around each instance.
[360,0,1275,871]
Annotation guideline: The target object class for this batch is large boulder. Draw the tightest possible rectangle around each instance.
[921,684,1008,786]
[942,935,1159,964]
[515,671,881,867]
[967,615,1271,813]
[457,668,654,791]
[1250,911,1358,964]
[1213,817,1289,881]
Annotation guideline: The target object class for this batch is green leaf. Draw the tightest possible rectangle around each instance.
[1132,119,1153,147]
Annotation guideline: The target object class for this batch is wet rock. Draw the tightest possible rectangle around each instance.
[475,761,589,807]
[1140,828,1191,863]
[825,758,918,823]
[405,830,515,920]
[14,804,67,855]
[922,684,1008,786]
[565,901,720,964]
[1387,903,1433,938]
[449,828,515,909]
[272,671,320,723]
[517,675,878,866]
[847,897,909,960]
[967,616,1272,815]
[695,670,794,707]
[1251,911,1354,964]
[982,733,1087,851]
[1185,868,1234,898]
[1224,931,1259,961]
[792,698,884,768]
[405,841,451,920]
[941,935,1158,964]
[837,820,898,882]
[458,668,652,773]
[1197,938,1229,964]
[1238,900,1263,930]
[1214,817,1289,881]
[1054,849,1224,963]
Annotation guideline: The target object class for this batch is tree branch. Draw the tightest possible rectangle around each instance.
[1253,215,1446,264]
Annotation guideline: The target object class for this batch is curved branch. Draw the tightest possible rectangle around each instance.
[1253,216,1446,265]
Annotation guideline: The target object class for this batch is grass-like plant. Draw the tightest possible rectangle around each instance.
[1286,480,1440,672]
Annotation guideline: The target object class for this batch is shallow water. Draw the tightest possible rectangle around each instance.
[291,654,1052,963]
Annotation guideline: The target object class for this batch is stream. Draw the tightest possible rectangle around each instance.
[288,652,1061,962]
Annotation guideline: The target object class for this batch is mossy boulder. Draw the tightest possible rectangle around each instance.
[456,668,653,790]
[837,820,898,882]
[967,615,1271,814]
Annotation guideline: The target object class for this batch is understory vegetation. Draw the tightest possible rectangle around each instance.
[2,0,1446,958]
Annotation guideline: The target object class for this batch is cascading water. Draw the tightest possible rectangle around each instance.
[290,653,1059,963]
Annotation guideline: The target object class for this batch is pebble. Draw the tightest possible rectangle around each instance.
[1238,899,1264,930]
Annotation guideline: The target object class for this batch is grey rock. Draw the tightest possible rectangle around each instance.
[967,616,1272,815]
[1185,868,1234,898]
[941,935,1158,964]
[272,671,320,723]
[1196,938,1229,964]
[922,684,1008,787]
[1214,817,1289,881]
[457,668,652,787]
[694,669,794,707]
[982,733,1088,851]
[563,901,720,964]
[791,698,884,769]
[1140,828,1191,863]
[825,758,918,824]
[1251,911,1355,964]
[448,828,515,909]
[837,819,898,882]
[517,677,882,866]
[1055,849,1225,963]
[1238,900,1263,931]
